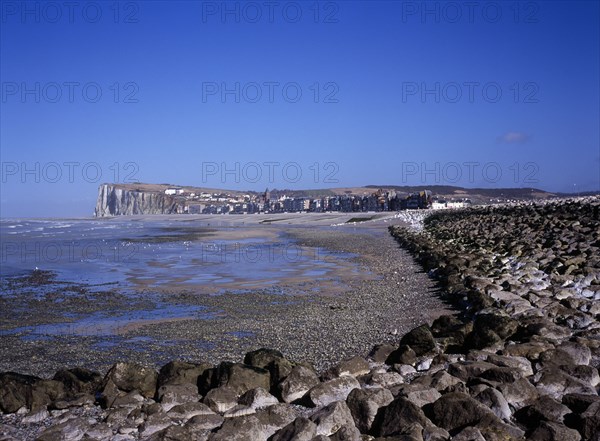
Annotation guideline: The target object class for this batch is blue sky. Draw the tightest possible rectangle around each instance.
[1,0,599,217]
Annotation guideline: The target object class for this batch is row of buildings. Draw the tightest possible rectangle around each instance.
[163,187,468,214]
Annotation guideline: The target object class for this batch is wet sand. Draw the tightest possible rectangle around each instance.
[0,212,452,376]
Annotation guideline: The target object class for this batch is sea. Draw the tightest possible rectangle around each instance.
[0,217,361,339]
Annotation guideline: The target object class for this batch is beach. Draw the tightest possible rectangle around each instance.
[1,199,599,441]
[0,212,448,376]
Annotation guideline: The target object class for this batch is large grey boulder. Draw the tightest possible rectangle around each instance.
[35,416,93,441]
[278,365,320,403]
[103,362,158,399]
[157,383,200,411]
[474,387,512,421]
[254,403,298,437]
[168,402,215,423]
[309,401,356,437]
[203,386,238,413]
[238,387,279,409]
[211,362,271,396]
[208,414,269,441]
[346,387,394,433]
[306,376,360,408]
[185,413,225,431]
[321,356,370,380]
[496,377,539,410]
[139,412,173,437]
[271,417,317,441]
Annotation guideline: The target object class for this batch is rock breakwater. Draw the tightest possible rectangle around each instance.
[1,197,599,440]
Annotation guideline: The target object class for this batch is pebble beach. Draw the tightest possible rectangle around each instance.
[1,199,599,441]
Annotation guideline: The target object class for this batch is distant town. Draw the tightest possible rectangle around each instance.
[163,187,468,215]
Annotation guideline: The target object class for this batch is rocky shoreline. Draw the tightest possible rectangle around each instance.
[1,198,599,440]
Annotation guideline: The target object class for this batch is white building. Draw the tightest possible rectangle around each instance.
[431,201,466,210]
[165,187,184,195]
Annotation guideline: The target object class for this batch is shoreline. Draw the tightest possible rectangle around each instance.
[1,197,599,440]
[0,215,449,377]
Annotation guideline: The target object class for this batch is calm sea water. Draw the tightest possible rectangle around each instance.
[0,218,364,343]
[0,217,355,290]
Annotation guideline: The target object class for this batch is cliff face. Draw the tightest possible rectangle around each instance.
[95,184,184,217]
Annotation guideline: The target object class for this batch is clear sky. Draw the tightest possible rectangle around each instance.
[1,0,599,217]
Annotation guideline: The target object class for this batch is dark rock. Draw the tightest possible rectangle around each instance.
[399,325,436,356]
[198,367,217,395]
[146,425,197,441]
[426,392,499,433]
[211,362,271,396]
[447,361,498,382]
[244,348,294,390]
[465,312,518,350]
[571,400,600,441]
[528,421,582,441]
[243,348,285,368]
[0,372,65,413]
[562,393,600,413]
[369,344,396,363]
[485,354,534,377]
[103,362,158,398]
[534,366,597,399]
[361,371,404,389]
[110,389,144,408]
[375,397,430,437]
[559,365,600,388]
[157,360,211,388]
[52,367,102,397]
[496,377,539,410]
[478,366,523,383]
[386,345,417,366]
[346,387,394,433]
[431,315,467,337]
[474,387,511,421]
[329,424,361,441]
[49,393,95,410]
[209,414,269,441]
[428,370,464,393]
[271,416,317,441]
[503,340,556,361]
[515,395,570,428]
[422,426,451,441]
[451,426,485,441]
[394,385,441,408]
